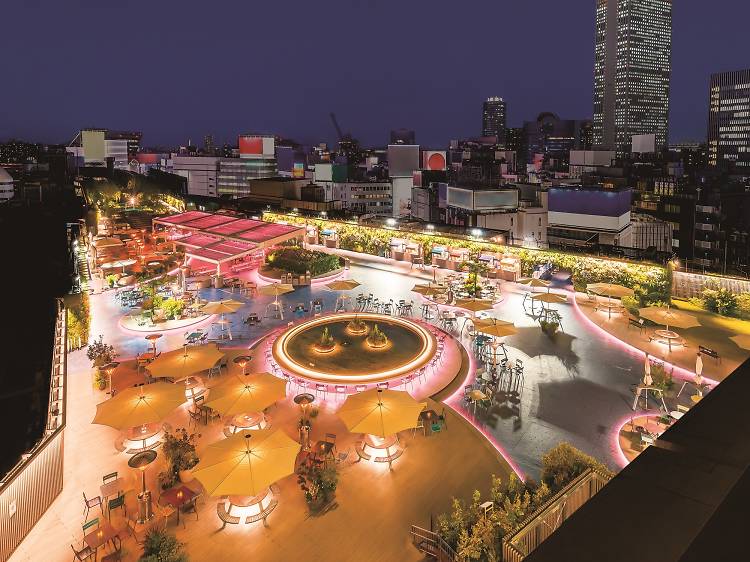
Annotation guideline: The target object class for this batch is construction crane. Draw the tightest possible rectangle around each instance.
[329,113,351,142]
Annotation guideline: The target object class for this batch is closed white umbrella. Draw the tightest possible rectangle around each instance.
[643,354,653,386]
[695,354,703,377]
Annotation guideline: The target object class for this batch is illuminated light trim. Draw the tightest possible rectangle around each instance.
[570,292,718,387]
[611,410,655,469]
[272,314,435,385]
[444,341,527,481]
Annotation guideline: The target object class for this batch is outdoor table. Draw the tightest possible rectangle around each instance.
[653,329,683,351]
[84,521,118,553]
[100,477,126,501]
[126,422,162,449]
[139,351,156,362]
[160,485,197,525]
[228,488,270,508]
[669,410,685,420]
[185,331,203,343]
[214,319,233,340]
[419,409,439,435]
[183,376,206,400]
[364,433,398,450]
[231,412,264,432]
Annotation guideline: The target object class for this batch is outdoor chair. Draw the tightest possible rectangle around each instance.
[71,544,95,561]
[315,383,328,400]
[82,518,100,534]
[103,471,118,485]
[335,385,347,399]
[82,491,103,520]
[107,493,127,519]
[325,433,337,453]
[180,493,202,527]
[412,418,425,437]
[438,408,448,430]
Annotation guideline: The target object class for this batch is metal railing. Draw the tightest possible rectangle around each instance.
[0,299,67,561]
[501,468,611,562]
[410,525,458,562]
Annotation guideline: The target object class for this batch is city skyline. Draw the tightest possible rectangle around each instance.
[2,0,748,149]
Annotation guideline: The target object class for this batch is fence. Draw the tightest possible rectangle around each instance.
[0,299,67,561]
[501,468,610,562]
[672,270,750,299]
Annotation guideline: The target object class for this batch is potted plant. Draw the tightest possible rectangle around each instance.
[540,320,559,336]
[366,324,388,348]
[140,528,187,562]
[159,428,200,487]
[86,335,118,368]
[346,316,368,335]
[105,274,119,288]
[313,326,336,353]
[297,462,338,513]
[93,369,108,391]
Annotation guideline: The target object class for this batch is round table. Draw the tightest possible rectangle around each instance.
[126,423,162,449]
[364,433,398,450]
[231,412,264,431]
[228,488,270,508]
[183,376,206,400]
[653,329,684,351]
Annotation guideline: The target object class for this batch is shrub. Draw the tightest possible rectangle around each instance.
[701,286,738,316]
[267,247,341,276]
[737,293,750,320]
[140,529,187,562]
[67,292,90,349]
[649,362,674,392]
[158,428,200,489]
[161,298,184,320]
[621,295,640,316]
[540,443,613,490]
[86,335,118,367]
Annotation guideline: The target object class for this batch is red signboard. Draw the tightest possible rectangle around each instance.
[239,136,263,155]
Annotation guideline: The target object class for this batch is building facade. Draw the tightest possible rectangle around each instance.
[708,68,750,171]
[482,97,507,143]
[593,0,672,154]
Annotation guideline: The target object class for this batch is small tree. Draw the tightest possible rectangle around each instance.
[140,529,187,562]
[86,335,118,367]
[158,428,200,489]
[540,443,612,490]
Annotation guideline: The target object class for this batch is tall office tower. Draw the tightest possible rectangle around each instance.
[708,69,750,171]
[593,0,672,154]
[482,97,507,143]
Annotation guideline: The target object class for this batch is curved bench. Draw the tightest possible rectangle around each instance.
[217,503,240,529]
[374,448,403,463]
[245,499,278,525]
[354,441,371,462]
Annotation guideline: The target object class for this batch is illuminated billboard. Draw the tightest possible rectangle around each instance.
[423,151,447,171]
[388,144,419,177]
[82,129,106,163]
[292,162,305,178]
[239,135,274,157]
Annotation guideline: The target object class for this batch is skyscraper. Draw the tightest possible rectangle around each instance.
[482,97,507,143]
[708,68,750,171]
[593,0,672,154]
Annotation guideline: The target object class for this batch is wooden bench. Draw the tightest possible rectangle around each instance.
[217,502,241,529]
[699,345,721,362]
[374,448,404,463]
[354,441,371,462]
[245,499,278,525]
[628,317,645,332]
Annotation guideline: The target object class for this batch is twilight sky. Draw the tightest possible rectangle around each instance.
[2,0,747,148]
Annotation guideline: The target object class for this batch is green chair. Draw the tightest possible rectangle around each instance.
[431,423,442,434]
[108,494,126,519]
[82,517,99,534]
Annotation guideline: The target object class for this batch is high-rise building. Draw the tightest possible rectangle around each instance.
[593,0,672,154]
[482,97,507,143]
[390,129,416,145]
[708,68,750,171]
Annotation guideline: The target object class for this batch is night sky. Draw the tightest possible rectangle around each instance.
[2,0,747,148]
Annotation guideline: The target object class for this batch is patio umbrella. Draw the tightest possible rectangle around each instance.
[191,430,299,497]
[729,334,750,350]
[695,354,703,377]
[203,372,287,416]
[338,389,426,438]
[455,298,494,315]
[530,293,568,305]
[92,382,186,429]
[258,283,294,304]
[637,306,700,331]
[325,278,362,310]
[147,343,225,380]
[517,277,550,290]
[325,279,361,291]
[201,299,244,315]
[101,258,138,273]
[411,283,444,297]
[473,318,518,338]
[586,283,635,299]
[117,275,136,287]
[92,237,124,248]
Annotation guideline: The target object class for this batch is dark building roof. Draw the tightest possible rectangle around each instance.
[526,358,750,562]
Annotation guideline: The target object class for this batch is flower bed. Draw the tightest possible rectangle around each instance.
[264,213,671,304]
[266,247,341,277]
